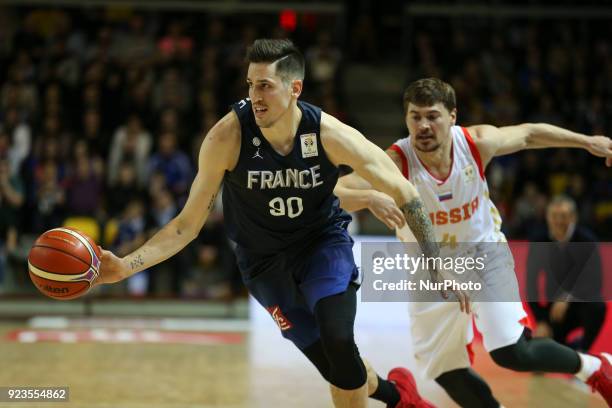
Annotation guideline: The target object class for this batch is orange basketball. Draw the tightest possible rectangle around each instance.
[27,227,102,300]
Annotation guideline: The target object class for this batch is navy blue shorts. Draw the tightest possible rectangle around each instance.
[236,228,360,350]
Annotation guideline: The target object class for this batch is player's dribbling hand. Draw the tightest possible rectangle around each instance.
[586,135,612,167]
[94,249,130,285]
[429,268,471,314]
[367,191,406,230]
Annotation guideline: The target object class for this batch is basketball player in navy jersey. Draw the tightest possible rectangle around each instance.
[335,78,612,407]
[96,39,439,407]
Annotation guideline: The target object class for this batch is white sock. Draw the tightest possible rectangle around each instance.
[575,353,601,382]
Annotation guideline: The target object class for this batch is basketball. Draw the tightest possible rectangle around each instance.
[27,228,102,300]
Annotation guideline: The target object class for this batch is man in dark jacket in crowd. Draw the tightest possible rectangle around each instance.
[528,195,607,352]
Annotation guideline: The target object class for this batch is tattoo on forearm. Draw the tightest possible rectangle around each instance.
[130,254,145,271]
[207,193,216,211]
[400,198,439,258]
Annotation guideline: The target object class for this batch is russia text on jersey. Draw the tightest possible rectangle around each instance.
[429,196,479,225]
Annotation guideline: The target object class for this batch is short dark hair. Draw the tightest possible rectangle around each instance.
[246,39,305,82]
[403,78,456,113]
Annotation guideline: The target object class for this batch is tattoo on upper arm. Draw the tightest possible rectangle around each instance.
[130,254,144,271]
[207,193,217,211]
[400,198,439,258]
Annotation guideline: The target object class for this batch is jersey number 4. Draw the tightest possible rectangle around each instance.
[441,233,457,249]
[269,197,303,218]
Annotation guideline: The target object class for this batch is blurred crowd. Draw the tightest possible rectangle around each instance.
[408,18,612,240]
[0,5,610,298]
[0,6,345,297]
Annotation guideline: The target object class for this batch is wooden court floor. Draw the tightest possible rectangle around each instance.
[0,319,606,408]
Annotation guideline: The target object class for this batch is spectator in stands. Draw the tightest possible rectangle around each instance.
[0,107,30,177]
[32,160,65,232]
[0,157,23,290]
[158,20,194,62]
[82,108,110,159]
[152,67,191,113]
[306,30,342,87]
[106,161,142,218]
[108,113,152,187]
[122,76,155,129]
[158,108,185,148]
[2,51,38,114]
[194,191,242,300]
[65,140,104,217]
[111,14,156,68]
[509,182,548,239]
[37,114,71,162]
[146,131,193,203]
[148,188,191,296]
[528,195,607,352]
[113,198,148,296]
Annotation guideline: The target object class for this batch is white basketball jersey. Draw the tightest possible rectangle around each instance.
[393,126,504,245]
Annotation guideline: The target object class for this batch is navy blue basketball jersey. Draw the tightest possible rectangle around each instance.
[222,98,351,254]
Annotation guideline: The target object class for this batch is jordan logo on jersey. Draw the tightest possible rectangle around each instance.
[266,305,293,331]
[300,133,318,158]
[252,137,263,159]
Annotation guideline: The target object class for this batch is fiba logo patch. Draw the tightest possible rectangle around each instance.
[463,164,476,184]
[266,305,293,331]
[300,133,318,158]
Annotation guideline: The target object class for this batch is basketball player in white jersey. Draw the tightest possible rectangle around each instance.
[335,78,612,407]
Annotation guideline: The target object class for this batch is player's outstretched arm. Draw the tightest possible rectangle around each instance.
[335,166,405,229]
[326,115,469,312]
[334,172,374,211]
[470,123,612,168]
[96,112,240,285]
[321,113,436,257]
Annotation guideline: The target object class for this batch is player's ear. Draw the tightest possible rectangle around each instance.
[449,108,457,125]
[291,79,303,98]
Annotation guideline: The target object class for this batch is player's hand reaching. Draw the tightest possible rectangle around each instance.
[95,249,130,286]
[586,135,612,167]
[429,267,471,314]
[367,191,406,230]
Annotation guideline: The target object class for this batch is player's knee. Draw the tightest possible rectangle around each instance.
[489,340,532,371]
[317,320,365,386]
[319,323,357,358]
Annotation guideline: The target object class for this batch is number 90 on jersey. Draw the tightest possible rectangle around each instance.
[269,197,304,218]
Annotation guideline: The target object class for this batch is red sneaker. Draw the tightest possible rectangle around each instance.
[586,353,612,407]
[387,367,436,408]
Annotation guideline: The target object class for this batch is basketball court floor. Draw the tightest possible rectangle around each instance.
[1,237,608,407]
[0,299,606,408]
